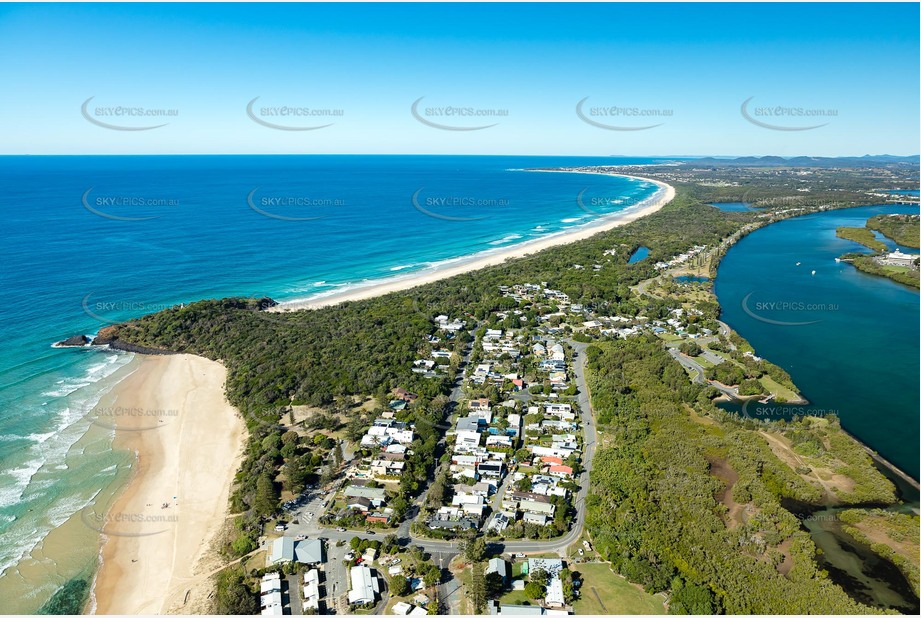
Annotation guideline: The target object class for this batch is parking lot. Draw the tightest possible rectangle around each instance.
[324,538,351,613]
[282,488,330,534]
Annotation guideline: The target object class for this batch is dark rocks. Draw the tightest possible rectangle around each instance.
[54,334,91,347]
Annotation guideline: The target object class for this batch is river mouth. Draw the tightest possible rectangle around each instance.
[781,498,919,613]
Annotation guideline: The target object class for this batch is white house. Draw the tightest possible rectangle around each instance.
[486,434,513,448]
[348,565,380,605]
[303,569,320,612]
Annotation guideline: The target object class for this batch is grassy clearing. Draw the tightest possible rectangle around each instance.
[758,375,800,402]
[571,563,666,615]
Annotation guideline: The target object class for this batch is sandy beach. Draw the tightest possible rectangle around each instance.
[270,173,676,312]
[90,354,246,615]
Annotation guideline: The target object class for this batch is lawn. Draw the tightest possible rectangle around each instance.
[572,563,665,615]
[758,375,800,402]
[566,533,600,561]
[498,588,532,606]
[690,354,714,368]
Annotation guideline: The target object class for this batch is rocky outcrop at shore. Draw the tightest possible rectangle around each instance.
[90,325,120,347]
[56,295,276,355]
[54,334,91,347]
[89,325,177,355]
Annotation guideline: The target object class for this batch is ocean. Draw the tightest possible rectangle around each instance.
[0,155,663,611]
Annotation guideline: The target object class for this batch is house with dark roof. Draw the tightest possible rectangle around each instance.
[347,496,372,512]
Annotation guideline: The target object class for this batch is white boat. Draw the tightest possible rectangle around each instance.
[796,262,801,266]
[811,270,816,276]
[834,257,841,263]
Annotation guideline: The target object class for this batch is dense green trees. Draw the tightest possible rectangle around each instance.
[104,189,894,614]
[213,567,257,615]
[390,576,410,597]
[867,214,920,249]
[584,336,869,614]
[462,537,487,563]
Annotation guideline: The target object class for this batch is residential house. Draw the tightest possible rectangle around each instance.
[523,512,549,526]
[486,434,513,448]
[348,565,380,605]
[344,485,387,506]
[486,557,511,582]
[392,388,418,401]
[302,569,320,612]
[469,398,491,412]
[366,512,391,525]
[347,496,372,512]
[370,459,405,478]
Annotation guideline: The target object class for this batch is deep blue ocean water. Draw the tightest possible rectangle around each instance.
[1,157,916,610]
[0,154,663,591]
[715,204,920,479]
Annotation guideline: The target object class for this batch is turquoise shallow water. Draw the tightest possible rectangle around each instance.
[0,154,662,603]
[714,204,920,480]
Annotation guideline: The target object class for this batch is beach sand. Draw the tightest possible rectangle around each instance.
[86,172,673,613]
[270,174,676,311]
[91,354,245,615]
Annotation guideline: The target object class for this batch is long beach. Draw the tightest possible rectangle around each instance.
[270,173,675,312]
[90,354,245,615]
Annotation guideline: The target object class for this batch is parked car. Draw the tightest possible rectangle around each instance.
[274,524,286,532]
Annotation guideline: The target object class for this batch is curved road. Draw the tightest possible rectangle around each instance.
[305,339,599,554]
[287,339,600,613]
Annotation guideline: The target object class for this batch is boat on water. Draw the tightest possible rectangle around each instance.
[811,270,816,275]
[834,257,841,263]
[796,261,801,266]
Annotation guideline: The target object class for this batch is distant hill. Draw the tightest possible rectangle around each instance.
[682,155,920,168]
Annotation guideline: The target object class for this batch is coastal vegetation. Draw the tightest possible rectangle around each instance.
[736,416,897,505]
[867,214,920,249]
[838,509,920,596]
[99,181,913,613]
[583,336,872,614]
[834,214,920,288]
[835,226,888,252]
[843,255,920,288]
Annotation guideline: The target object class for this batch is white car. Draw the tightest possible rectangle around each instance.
[337,527,346,532]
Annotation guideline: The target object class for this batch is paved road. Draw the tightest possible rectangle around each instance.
[664,340,723,366]
[323,539,351,608]
[667,348,740,399]
[313,338,599,561]
[282,334,603,613]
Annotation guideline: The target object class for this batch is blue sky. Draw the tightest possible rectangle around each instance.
[0,2,917,156]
